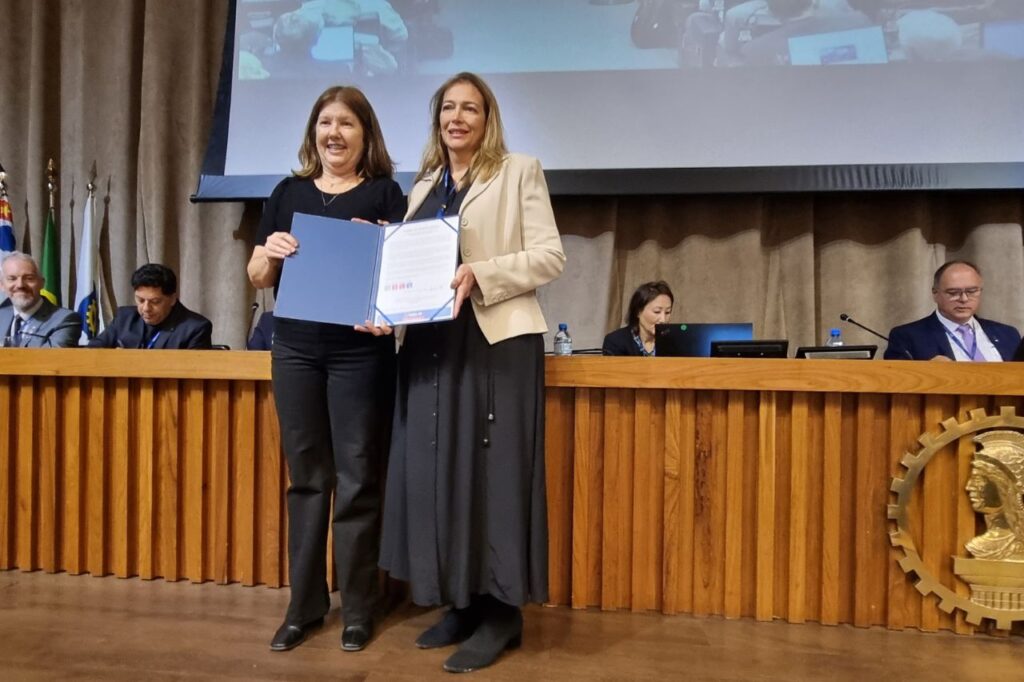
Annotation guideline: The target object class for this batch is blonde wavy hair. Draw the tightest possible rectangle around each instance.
[416,72,508,184]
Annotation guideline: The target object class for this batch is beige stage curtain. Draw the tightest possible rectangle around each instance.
[0,0,253,348]
[552,192,1024,350]
[2,0,1022,352]
[549,192,1024,350]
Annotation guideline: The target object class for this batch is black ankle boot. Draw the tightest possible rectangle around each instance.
[269,616,324,652]
[442,598,522,673]
[416,603,483,649]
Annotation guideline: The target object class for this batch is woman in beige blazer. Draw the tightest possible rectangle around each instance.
[378,72,565,674]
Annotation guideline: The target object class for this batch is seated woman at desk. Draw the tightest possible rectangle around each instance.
[602,281,674,356]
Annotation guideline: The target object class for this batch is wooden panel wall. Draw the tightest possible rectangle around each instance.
[544,384,1024,635]
[0,374,287,587]
[4,352,1023,636]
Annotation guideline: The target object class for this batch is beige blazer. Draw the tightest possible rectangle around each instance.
[405,153,566,345]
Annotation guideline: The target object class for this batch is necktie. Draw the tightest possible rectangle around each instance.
[11,316,23,347]
[956,324,985,362]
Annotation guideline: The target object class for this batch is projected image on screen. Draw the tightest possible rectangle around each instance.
[198,0,1024,198]
[235,0,1022,81]
[235,0,684,81]
[681,0,1024,67]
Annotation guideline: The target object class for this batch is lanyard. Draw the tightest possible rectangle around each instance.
[944,325,978,359]
[632,330,655,357]
[436,167,461,218]
[146,331,162,349]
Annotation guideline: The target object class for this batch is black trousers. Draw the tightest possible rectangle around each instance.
[271,322,394,625]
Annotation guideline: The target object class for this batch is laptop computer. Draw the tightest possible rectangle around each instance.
[983,21,1024,59]
[788,26,888,66]
[655,323,754,358]
[311,25,356,62]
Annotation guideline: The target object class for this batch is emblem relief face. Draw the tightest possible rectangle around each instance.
[889,407,1024,630]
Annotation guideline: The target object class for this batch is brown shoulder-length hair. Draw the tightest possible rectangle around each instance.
[294,85,395,179]
[626,281,674,332]
[416,72,508,184]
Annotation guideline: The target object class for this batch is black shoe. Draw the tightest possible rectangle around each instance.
[416,606,483,649]
[341,622,374,652]
[442,605,522,673]
[269,616,324,652]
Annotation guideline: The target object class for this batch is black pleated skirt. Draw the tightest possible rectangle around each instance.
[379,305,548,608]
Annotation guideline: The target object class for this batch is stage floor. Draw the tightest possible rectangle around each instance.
[0,571,1019,681]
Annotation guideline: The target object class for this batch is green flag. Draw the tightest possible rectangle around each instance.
[40,206,60,306]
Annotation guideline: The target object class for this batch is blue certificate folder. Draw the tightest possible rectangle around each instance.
[275,212,457,327]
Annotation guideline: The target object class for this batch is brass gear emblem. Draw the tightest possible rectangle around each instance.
[888,406,1024,631]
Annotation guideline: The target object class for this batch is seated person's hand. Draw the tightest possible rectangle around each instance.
[930,355,953,362]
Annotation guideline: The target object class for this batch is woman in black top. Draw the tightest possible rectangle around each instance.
[602,281,674,356]
[247,86,406,653]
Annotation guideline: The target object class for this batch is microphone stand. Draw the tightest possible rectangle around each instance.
[839,313,912,360]
[839,313,891,342]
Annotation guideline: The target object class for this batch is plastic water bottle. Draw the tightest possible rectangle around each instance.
[554,323,573,356]
[824,328,844,347]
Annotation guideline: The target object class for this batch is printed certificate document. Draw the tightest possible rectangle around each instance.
[275,213,459,327]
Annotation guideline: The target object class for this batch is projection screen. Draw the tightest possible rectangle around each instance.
[193,0,1024,200]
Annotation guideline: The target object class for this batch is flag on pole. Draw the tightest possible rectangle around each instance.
[74,191,103,342]
[0,193,14,256]
[40,206,61,306]
[0,193,14,304]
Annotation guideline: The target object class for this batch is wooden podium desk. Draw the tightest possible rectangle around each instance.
[3,351,1022,635]
[545,356,1024,635]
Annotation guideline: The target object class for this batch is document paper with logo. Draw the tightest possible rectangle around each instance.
[274,213,459,327]
[374,215,459,325]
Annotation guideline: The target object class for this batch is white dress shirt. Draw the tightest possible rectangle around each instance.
[935,310,1002,362]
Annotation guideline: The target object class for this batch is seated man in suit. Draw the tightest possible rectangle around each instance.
[885,260,1020,361]
[89,263,213,349]
[246,310,275,350]
[0,252,81,348]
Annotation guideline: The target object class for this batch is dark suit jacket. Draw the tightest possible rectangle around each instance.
[0,298,81,347]
[602,326,644,356]
[884,312,1021,361]
[246,311,275,350]
[88,301,213,349]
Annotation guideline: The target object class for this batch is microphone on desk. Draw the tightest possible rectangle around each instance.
[839,313,889,342]
[13,330,56,348]
[839,313,912,360]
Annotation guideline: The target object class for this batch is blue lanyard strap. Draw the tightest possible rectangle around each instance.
[944,325,977,359]
[146,330,162,349]
[436,167,461,218]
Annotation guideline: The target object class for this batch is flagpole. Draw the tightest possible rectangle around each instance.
[47,158,57,210]
[41,158,62,306]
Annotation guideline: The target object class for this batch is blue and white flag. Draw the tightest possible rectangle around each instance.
[73,191,104,342]
[0,193,14,256]
[0,193,15,303]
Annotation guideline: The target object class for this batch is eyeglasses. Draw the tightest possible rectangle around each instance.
[937,287,982,300]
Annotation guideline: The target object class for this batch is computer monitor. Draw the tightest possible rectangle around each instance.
[788,26,888,66]
[655,323,754,357]
[710,340,788,358]
[795,345,877,360]
[983,21,1024,59]
[310,25,355,62]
